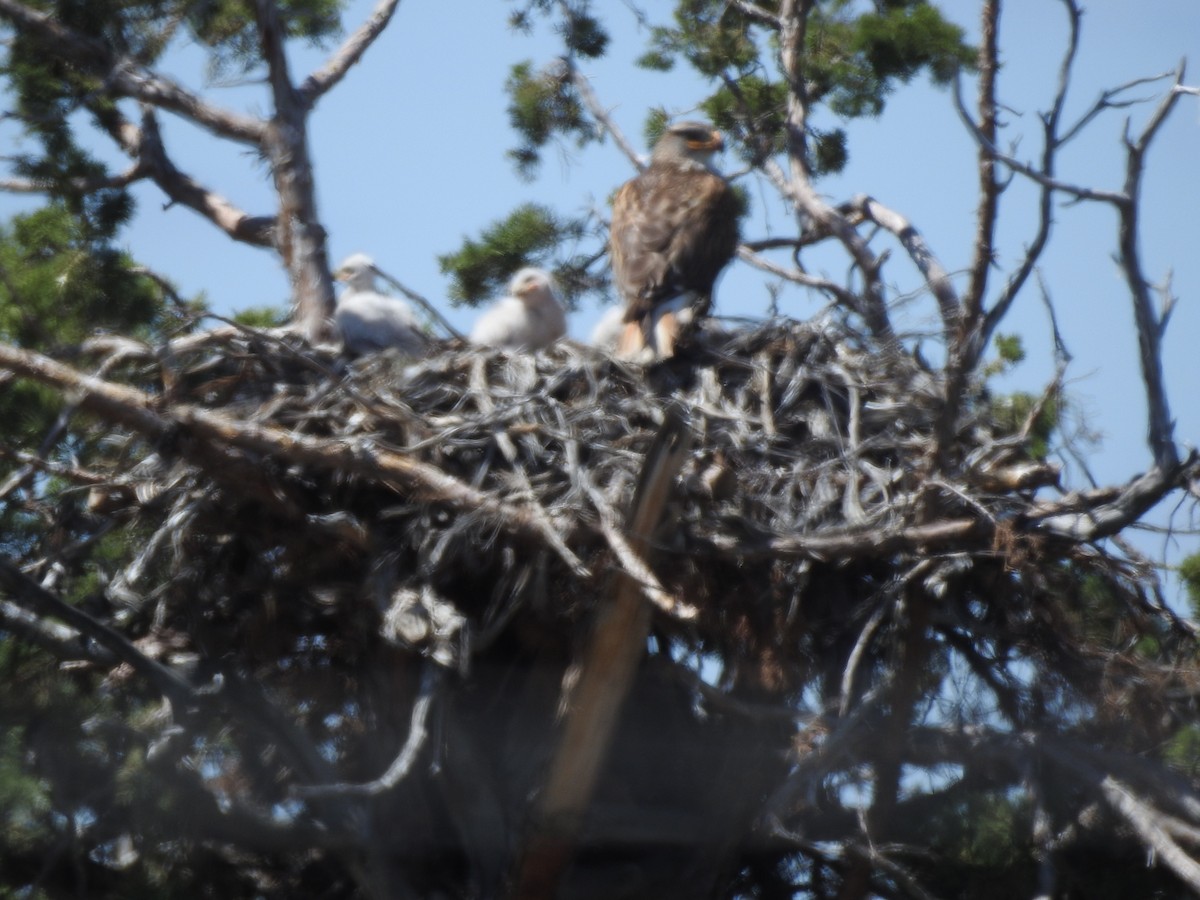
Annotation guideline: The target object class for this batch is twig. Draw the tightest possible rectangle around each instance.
[296,666,441,799]
[582,476,697,620]
[373,264,466,341]
[561,58,645,172]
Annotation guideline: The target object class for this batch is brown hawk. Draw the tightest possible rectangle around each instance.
[610,121,740,361]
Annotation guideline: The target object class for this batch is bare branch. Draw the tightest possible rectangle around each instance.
[964,0,1001,321]
[135,109,276,246]
[562,58,645,172]
[295,666,441,799]
[299,0,403,107]
[848,194,960,338]
[0,556,197,706]
[373,264,467,341]
[1117,63,1188,468]
[736,245,860,309]
[582,475,697,620]
[1032,452,1200,541]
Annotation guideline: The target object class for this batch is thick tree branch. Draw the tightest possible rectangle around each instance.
[135,109,276,246]
[963,0,1000,320]
[254,0,336,339]
[0,340,588,578]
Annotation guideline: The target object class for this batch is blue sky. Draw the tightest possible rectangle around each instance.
[2,1,1198,596]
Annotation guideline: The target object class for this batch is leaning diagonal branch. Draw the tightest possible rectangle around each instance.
[135,109,276,246]
[564,59,645,172]
[849,195,959,338]
[0,341,587,578]
[299,0,403,107]
[0,556,196,706]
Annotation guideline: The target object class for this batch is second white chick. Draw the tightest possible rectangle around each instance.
[334,253,426,356]
[469,267,566,351]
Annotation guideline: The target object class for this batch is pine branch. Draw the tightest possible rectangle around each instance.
[0,0,265,143]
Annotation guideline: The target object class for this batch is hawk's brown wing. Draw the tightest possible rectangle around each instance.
[610,163,740,325]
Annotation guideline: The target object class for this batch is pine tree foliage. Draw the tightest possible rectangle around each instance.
[0,0,390,339]
[446,0,974,303]
[0,2,1199,899]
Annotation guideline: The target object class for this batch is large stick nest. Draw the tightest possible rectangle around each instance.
[18,316,1199,896]
[88,318,1110,694]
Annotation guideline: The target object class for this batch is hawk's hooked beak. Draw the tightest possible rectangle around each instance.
[688,130,724,153]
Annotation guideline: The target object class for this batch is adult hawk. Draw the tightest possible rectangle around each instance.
[610,121,740,362]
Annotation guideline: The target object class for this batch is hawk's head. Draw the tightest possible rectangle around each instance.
[651,121,725,170]
[509,267,558,307]
[334,253,379,291]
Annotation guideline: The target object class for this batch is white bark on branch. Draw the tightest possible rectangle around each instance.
[135,109,276,247]
[848,195,959,338]
[777,0,892,344]
[1101,776,1200,890]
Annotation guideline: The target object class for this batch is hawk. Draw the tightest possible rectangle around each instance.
[333,253,426,356]
[610,121,740,362]
[469,267,566,351]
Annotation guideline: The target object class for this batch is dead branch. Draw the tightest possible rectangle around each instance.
[299,0,403,107]
[848,195,960,337]
[562,58,645,172]
[511,406,692,899]
[295,665,441,799]
[0,556,196,706]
